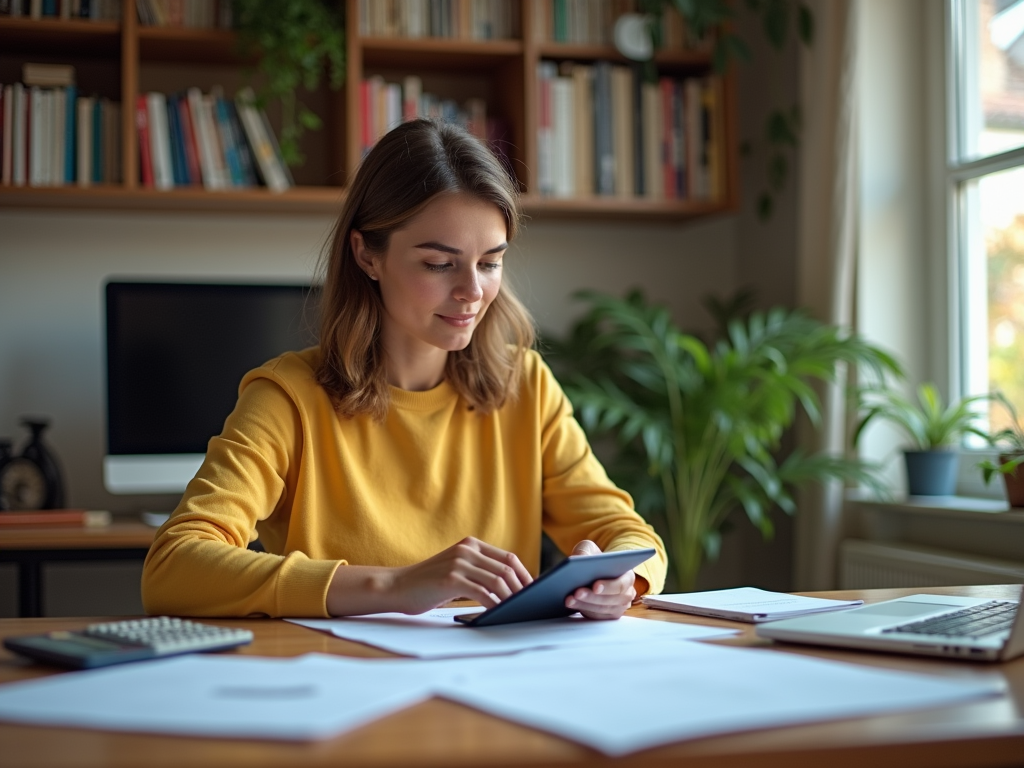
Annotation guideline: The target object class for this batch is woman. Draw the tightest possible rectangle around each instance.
[142,119,666,619]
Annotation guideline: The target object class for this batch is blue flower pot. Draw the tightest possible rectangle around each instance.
[904,450,959,496]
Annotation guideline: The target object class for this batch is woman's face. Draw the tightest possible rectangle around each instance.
[353,191,508,360]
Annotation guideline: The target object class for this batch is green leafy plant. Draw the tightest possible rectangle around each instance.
[853,384,992,452]
[639,0,813,220]
[979,393,1024,484]
[233,0,345,167]
[546,290,900,591]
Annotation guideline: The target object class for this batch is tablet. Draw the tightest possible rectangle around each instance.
[454,548,656,627]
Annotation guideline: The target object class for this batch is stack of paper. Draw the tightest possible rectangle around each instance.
[642,586,864,622]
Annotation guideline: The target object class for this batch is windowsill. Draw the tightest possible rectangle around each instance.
[846,491,1020,519]
[844,492,1024,565]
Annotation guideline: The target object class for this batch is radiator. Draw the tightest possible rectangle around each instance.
[839,539,1024,589]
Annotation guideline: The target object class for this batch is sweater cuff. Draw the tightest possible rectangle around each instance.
[276,555,344,618]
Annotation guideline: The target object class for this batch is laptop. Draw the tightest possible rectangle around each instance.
[756,593,1024,662]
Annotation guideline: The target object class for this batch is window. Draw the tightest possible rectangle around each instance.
[951,0,1024,435]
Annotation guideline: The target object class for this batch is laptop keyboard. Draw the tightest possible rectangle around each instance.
[882,600,1018,639]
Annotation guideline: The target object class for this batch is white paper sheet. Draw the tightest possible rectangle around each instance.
[643,587,863,622]
[0,652,445,741]
[289,608,739,658]
[436,640,1003,755]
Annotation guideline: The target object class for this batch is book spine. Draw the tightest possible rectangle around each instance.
[1,85,11,186]
[135,93,153,187]
[214,96,243,186]
[52,86,65,186]
[76,95,92,187]
[28,86,43,187]
[536,61,554,196]
[551,75,573,198]
[234,87,289,192]
[64,84,76,184]
[165,93,187,185]
[146,92,173,190]
[592,61,613,196]
[226,100,257,186]
[91,96,102,183]
[177,94,202,185]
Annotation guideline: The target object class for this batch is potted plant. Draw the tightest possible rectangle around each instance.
[233,0,346,167]
[853,384,991,497]
[979,393,1024,507]
[546,290,900,591]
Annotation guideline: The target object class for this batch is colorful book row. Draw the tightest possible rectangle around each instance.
[0,83,120,187]
[359,75,490,155]
[136,86,292,192]
[530,0,696,49]
[359,0,521,40]
[0,0,120,19]
[135,0,232,28]
[536,61,725,201]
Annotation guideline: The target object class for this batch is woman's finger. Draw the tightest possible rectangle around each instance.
[470,539,534,586]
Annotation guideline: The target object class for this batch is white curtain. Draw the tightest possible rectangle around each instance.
[793,0,860,590]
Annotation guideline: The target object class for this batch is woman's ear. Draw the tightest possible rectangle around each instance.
[350,230,378,280]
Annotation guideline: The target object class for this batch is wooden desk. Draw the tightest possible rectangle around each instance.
[0,585,1022,768]
[0,521,156,618]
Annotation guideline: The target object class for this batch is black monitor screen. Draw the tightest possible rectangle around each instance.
[106,282,319,456]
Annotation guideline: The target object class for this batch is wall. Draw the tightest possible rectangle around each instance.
[0,208,741,615]
[0,8,803,613]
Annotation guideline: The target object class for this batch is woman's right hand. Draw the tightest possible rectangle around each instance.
[387,537,534,615]
[325,537,533,617]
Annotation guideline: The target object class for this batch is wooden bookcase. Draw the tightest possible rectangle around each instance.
[0,0,738,220]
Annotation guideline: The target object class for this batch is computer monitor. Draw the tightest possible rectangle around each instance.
[104,281,319,494]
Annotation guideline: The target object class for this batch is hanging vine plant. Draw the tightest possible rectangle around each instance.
[233,0,345,167]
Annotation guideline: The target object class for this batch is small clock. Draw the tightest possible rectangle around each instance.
[0,418,65,511]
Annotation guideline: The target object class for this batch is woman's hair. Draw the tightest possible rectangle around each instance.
[315,118,535,420]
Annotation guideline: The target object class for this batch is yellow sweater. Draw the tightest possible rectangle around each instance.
[142,347,666,617]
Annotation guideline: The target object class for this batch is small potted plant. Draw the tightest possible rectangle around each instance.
[979,393,1024,507]
[854,384,991,496]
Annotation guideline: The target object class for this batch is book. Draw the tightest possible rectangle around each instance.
[642,587,864,624]
[592,61,613,196]
[571,63,593,196]
[11,82,26,186]
[135,93,153,187]
[550,74,573,198]
[1,84,11,186]
[186,87,226,190]
[234,86,290,192]
[176,94,202,185]
[77,94,93,187]
[63,84,76,184]
[213,93,243,186]
[146,91,174,190]
[0,509,111,527]
[22,62,75,88]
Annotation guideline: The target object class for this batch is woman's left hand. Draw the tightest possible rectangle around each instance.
[565,540,636,620]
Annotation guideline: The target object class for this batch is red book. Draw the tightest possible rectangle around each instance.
[177,95,202,186]
[136,93,154,187]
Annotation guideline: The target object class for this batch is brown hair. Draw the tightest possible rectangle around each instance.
[315,118,535,420]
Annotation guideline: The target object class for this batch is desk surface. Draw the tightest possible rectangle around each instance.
[0,584,1022,768]
[0,520,157,550]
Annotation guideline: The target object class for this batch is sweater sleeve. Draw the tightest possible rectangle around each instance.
[536,357,667,595]
[141,375,342,618]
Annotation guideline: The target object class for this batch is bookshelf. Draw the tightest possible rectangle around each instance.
[0,0,738,220]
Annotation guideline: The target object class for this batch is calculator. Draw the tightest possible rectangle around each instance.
[3,617,254,669]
